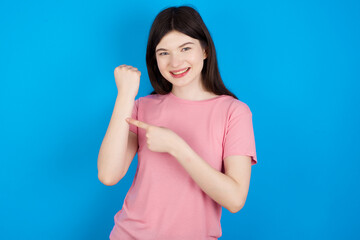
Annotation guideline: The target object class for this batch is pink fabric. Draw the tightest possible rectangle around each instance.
[110,92,257,240]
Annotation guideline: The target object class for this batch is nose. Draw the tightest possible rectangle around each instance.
[170,53,183,68]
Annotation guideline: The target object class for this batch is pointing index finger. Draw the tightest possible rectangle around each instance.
[126,118,149,130]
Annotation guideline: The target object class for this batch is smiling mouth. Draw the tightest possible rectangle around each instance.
[170,67,190,75]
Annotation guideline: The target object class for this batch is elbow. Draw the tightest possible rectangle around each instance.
[98,172,123,186]
[228,198,246,214]
[99,177,117,186]
[97,156,125,186]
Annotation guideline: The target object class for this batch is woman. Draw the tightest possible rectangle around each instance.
[98,5,257,240]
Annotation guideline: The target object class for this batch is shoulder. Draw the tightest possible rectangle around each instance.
[135,94,163,108]
[221,96,252,116]
[135,93,163,104]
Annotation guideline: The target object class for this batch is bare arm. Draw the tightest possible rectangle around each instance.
[170,139,252,213]
[97,94,136,186]
[98,65,140,186]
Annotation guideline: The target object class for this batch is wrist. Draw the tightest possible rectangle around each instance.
[116,92,136,102]
[169,137,189,159]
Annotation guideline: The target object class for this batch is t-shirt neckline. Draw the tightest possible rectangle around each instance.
[167,91,226,104]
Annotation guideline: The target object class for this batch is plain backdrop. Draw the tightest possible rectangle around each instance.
[1,0,359,239]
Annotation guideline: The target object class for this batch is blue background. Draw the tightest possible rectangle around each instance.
[1,0,359,239]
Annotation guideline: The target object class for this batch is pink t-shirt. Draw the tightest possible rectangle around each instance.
[110,92,257,240]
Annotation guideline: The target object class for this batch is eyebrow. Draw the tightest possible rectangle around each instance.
[156,42,194,53]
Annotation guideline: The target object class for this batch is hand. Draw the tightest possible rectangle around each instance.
[114,64,141,98]
[125,118,181,154]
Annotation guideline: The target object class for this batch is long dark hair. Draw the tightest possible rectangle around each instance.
[146,5,238,99]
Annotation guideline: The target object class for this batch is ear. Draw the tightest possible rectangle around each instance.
[203,49,207,59]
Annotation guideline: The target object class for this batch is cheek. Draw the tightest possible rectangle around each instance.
[156,59,167,72]
[189,53,204,66]
[156,60,171,79]
[191,58,204,72]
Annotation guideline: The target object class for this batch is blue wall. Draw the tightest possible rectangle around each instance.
[1,0,359,239]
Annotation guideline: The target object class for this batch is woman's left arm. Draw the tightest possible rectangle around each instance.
[169,138,252,214]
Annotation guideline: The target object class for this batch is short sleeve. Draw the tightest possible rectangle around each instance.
[223,101,257,165]
[129,98,139,135]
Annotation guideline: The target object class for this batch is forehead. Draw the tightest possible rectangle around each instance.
[156,30,200,49]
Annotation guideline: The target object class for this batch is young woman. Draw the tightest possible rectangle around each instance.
[98,5,257,240]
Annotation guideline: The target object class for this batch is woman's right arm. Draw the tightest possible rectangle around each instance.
[97,65,140,186]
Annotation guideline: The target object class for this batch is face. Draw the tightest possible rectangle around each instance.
[155,30,207,90]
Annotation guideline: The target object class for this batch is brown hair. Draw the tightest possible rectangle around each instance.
[146,5,238,99]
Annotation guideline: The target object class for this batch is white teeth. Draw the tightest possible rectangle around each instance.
[172,68,189,75]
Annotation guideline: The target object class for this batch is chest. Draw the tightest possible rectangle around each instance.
[137,104,228,170]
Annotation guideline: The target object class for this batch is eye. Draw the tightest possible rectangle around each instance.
[159,52,168,56]
[182,47,191,52]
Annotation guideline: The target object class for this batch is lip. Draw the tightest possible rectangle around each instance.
[170,67,190,78]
